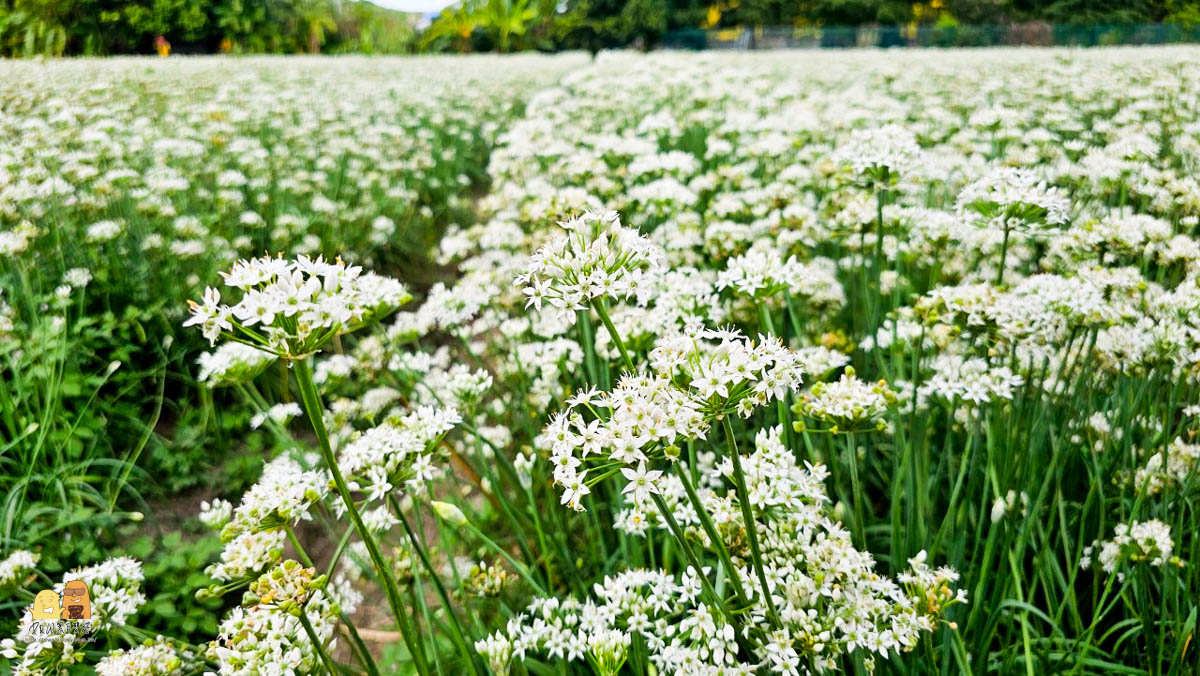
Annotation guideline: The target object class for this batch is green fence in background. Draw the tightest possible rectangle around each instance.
[662,23,1200,49]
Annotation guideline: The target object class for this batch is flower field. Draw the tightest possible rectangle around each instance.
[3,47,1200,675]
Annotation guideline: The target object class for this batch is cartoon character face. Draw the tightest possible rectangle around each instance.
[31,590,60,620]
[60,580,91,620]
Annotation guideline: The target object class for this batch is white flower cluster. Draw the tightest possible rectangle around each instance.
[5,556,147,673]
[0,638,84,675]
[794,346,852,378]
[208,567,361,676]
[543,327,803,510]
[185,255,410,357]
[919,355,1025,406]
[0,550,37,588]
[1135,437,1200,494]
[62,558,145,630]
[650,327,804,414]
[543,376,703,510]
[224,456,326,536]
[957,167,1071,232]
[387,346,494,409]
[96,638,193,676]
[516,210,664,322]
[205,456,326,582]
[208,531,288,584]
[1082,519,1183,580]
[490,427,964,675]
[717,248,844,308]
[833,124,922,181]
[199,498,233,530]
[337,406,461,501]
[250,402,303,430]
[795,369,894,432]
[195,342,275,386]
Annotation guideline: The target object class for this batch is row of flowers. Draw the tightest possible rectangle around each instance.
[5,47,1200,674]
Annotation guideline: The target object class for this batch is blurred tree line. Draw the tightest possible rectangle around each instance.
[2,0,1199,56]
[0,0,418,56]
[423,0,1200,51]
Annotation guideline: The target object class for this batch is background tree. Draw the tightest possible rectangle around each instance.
[0,0,71,56]
[214,0,292,53]
[3,0,1200,55]
[294,0,336,52]
[422,2,479,52]
[327,1,417,53]
[476,0,537,52]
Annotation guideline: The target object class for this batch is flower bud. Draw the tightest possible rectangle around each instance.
[990,497,1007,523]
[431,501,468,527]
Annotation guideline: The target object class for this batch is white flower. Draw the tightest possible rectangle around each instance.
[186,255,410,357]
[515,210,664,322]
[1082,519,1183,579]
[96,638,191,676]
[957,167,1070,231]
[249,402,303,430]
[196,342,274,386]
[797,368,893,431]
[85,220,123,242]
[620,462,663,502]
[833,124,922,180]
[0,550,38,587]
[199,498,233,530]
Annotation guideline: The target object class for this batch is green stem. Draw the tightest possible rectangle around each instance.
[291,526,381,676]
[875,186,886,284]
[577,309,600,386]
[298,610,340,676]
[286,526,314,567]
[996,222,1011,287]
[721,417,780,626]
[592,298,634,372]
[461,521,548,596]
[844,434,867,548]
[292,357,431,676]
[672,462,751,608]
[391,495,480,676]
[648,492,732,621]
[342,621,380,676]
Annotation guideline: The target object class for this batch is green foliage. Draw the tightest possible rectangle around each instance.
[0,1,68,57]
[327,1,418,53]
[0,275,162,555]
[424,0,542,52]
[422,3,481,51]
[5,0,1200,56]
[416,0,1200,53]
[122,531,225,639]
[0,57,582,669]
[120,0,210,40]
[0,0,419,56]
[213,0,291,52]
[1167,1,1200,26]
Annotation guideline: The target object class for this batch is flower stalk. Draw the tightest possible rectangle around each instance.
[292,357,432,676]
